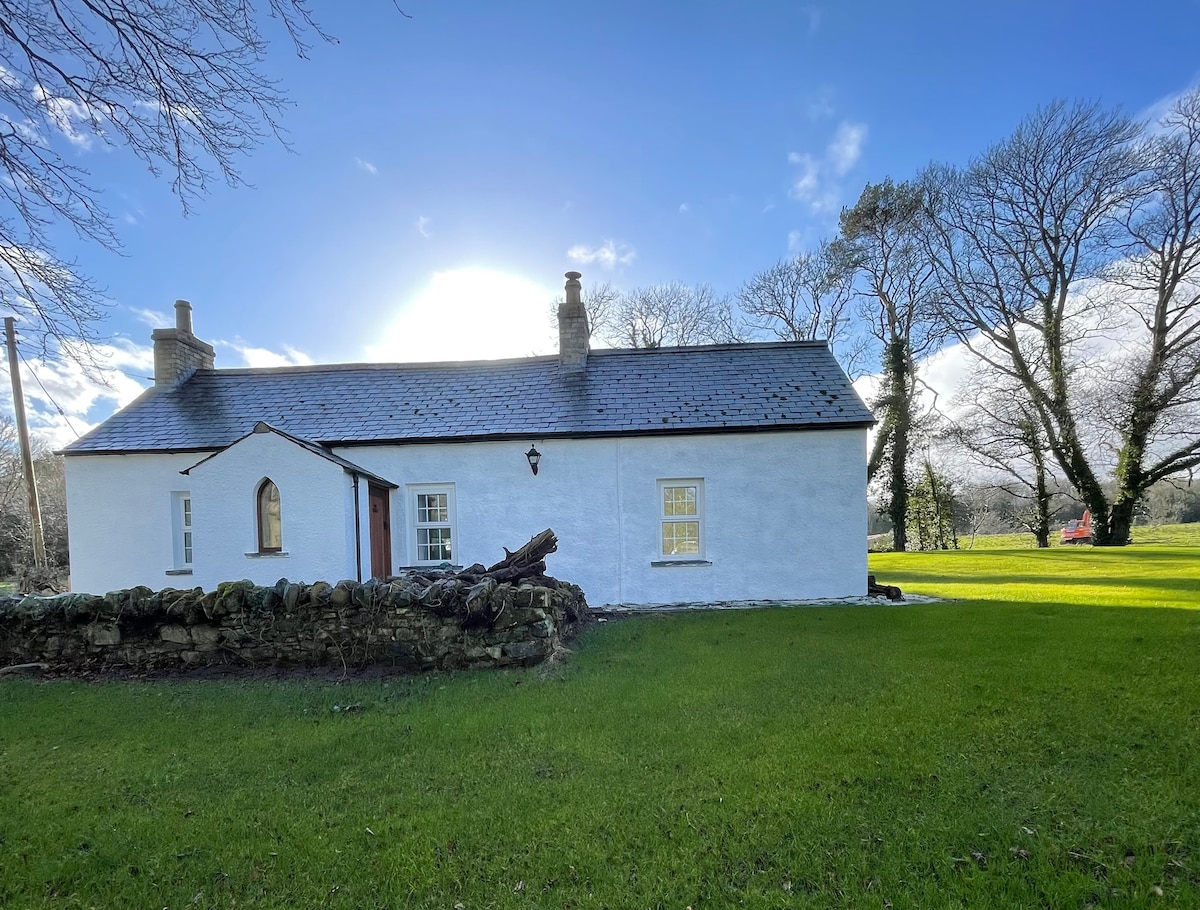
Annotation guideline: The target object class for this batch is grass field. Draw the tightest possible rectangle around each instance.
[2,537,1198,908]
[956,521,1200,550]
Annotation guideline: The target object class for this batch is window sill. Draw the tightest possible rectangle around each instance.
[244,551,290,558]
[650,559,712,568]
[165,568,193,576]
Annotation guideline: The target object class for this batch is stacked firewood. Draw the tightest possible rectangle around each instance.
[390,528,560,588]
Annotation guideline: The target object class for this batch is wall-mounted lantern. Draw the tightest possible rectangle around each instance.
[525,445,542,475]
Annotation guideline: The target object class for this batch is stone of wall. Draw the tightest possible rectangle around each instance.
[0,573,591,674]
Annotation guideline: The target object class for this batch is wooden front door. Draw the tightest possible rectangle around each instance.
[368,484,392,579]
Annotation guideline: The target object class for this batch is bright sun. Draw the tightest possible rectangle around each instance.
[364,268,558,364]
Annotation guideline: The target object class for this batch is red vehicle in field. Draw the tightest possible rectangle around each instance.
[1060,510,1094,545]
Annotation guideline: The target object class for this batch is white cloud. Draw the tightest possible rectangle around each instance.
[787,230,803,252]
[355,157,378,175]
[828,121,867,175]
[0,112,42,144]
[363,268,557,363]
[6,330,317,448]
[32,85,99,149]
[416,215,432,238]
[0,339,155,449]
[1139,80,1200,135]
[918,341,976,410]
[566,240,636,269]
[787,119,868,213]
[127,306,172,329]
[679,203,690,214]
[787,152,821,199]
[215,340,314,369]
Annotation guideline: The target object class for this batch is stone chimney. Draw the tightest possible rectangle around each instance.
[152,300,216,386]
[558,271,589,374]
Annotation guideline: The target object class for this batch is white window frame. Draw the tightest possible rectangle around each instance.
[170,491,193,570]
[408,484,457,566]
[658,478,704,559]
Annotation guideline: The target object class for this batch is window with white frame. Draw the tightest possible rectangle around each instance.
[659,479,703,557]
[171,491,193,569]
[410,485,455,564]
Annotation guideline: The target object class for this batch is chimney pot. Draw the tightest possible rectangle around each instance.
[564,271,582,307]
[174,299,193,334]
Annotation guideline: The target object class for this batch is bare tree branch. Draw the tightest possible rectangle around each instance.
[0,1,402,365]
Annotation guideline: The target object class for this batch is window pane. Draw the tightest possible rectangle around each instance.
[417,493,449,523]
[183,530,193,565]
[663,485,697,517]
[182,498,192,528]
[259,481,282,550]
[662,520,699,555]
[417,527,452,561]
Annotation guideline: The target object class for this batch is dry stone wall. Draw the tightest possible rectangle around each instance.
[0,572,591,674]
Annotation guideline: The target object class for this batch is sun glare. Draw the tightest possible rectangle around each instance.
[364,268,558,364]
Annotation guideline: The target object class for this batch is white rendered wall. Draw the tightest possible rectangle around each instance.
[66,428,867,604]
[338,428,868,607]
[184,432,355,590]
[65,452,199,594]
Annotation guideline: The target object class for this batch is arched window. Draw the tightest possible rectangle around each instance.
[257,479,282,552]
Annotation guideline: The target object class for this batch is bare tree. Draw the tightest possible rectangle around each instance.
[1100,88,1200,542]
[602,282,744,349]
[941,370,1063,547]
[0,415,21,515]
[906,456,958,551]
[921,98,1200,545]
[840,178,943,551]
[0,415,66,574]
[738,238,865,372]
[0,1,402,362]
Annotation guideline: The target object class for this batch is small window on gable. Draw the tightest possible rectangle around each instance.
[257,479,282,552]
[659,479,703,558]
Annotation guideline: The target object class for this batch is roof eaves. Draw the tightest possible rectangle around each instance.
[316,419,877,449]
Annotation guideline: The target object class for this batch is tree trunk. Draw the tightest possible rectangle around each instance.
[1030,423,1052,549]
[1106,365,1160,547]
[1107,496,1139,548]
[887,340,914,552]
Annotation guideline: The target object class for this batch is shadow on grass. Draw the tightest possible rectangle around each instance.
[884,571,1200,594]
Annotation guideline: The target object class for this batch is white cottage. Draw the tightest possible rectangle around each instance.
[62,272,874,607]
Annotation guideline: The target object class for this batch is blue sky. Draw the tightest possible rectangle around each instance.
[6,0,1200,444]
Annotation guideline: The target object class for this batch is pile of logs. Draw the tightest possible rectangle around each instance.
[385,529,587,628]
[388,528,560,588]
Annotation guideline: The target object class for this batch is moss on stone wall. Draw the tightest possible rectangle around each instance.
[0,572,590,674]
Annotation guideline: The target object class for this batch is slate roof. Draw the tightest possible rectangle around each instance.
[63,342,875,455]
[181,422,397,487]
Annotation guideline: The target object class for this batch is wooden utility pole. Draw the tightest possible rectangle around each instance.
[4,317,46,570]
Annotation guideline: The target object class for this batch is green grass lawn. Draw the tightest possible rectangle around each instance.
[3,542,1198,908]
[960,521,1200,550]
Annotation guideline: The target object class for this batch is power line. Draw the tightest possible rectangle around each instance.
[16,349,81,439]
